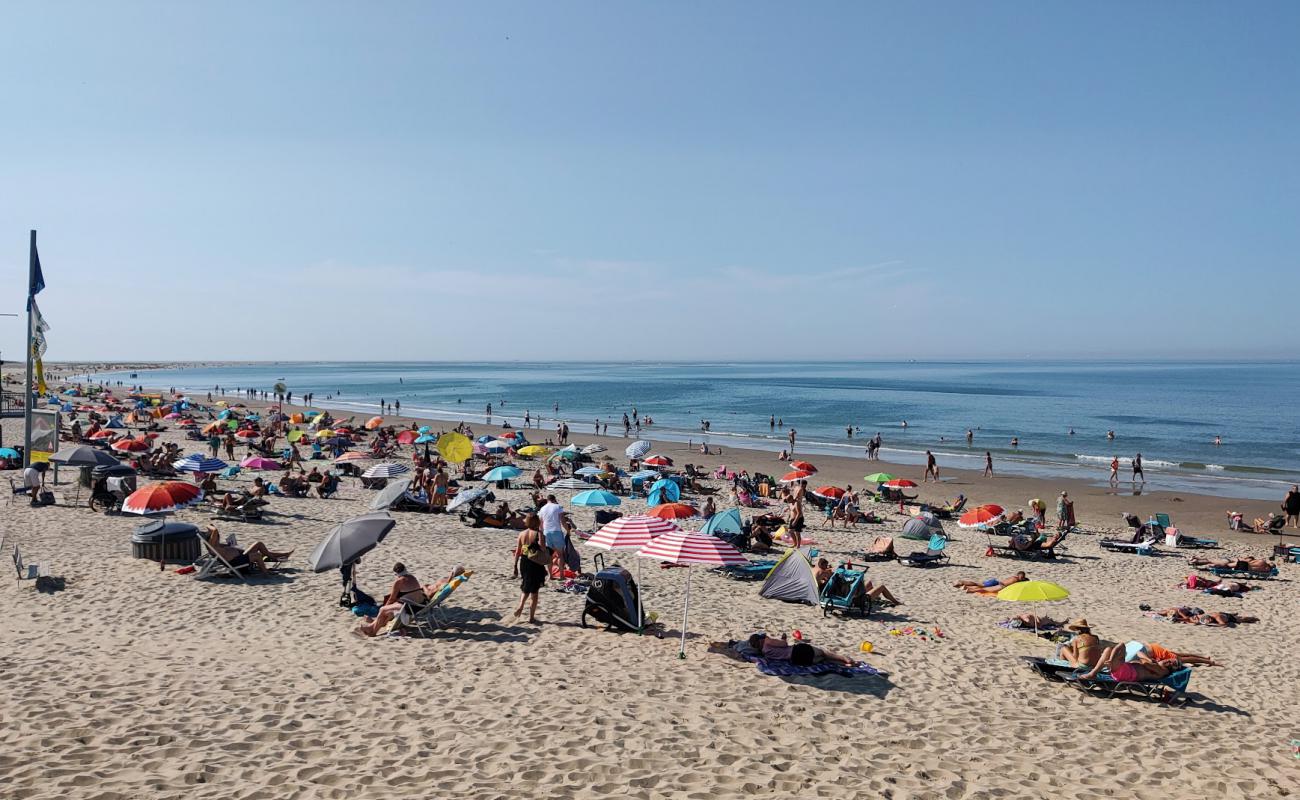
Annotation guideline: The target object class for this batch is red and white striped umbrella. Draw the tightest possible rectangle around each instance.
[123,481,204,515]
[643,455,673,467]
[779,470,814,483]
[586,514,679,550]
[637,530,748,659]
[637,530,747,567]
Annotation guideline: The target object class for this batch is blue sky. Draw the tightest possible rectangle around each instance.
[2,2,1297,361]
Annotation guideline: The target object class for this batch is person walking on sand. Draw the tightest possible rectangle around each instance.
[1109,456,1119,485]
[1132,452,1145,483]
[984,451,993,477]
[924,450,939,482]
[788,428,796,453]
[513,515,547,623]
[1057,492,1074,532]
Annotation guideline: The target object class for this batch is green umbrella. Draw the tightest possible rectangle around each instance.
[864,472,895,483]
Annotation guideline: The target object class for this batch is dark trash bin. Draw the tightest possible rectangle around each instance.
[131,521,201,564]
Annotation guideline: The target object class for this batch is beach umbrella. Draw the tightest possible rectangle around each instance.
[864,472,895,483]
[548,478,591,490]
[90,430,116,440]
[637,530,746,658]
[700,508,743,537]
[574,466,605,476]
[418,426,431,434]
[111,439,150,453]
[550,449,582,462]
[436,432,473,463]
[812,486,846,500]
[586,514,679,628]
[518,445,550,458]
[414,434,436,445]
[625,440,652,459]
[307,512,397,572]
[396,430,418,445]
[476,435,496,444]
[286,429,304,443]
[484,440,511,454]
[314,429,336,439]
[173,455,229,474]
[176,419,196,427]
[363,462,411,479]
[122,481,204,515]
[482,465,522,483]
[779,470,814,483]
[571,489,621,507]
[883,478,918,489]
[0,447,19,460]
[233,429,258,440]
[581,444,607,455]
[646,502,697,520]
[369,478,413,511]
[163,412,181,420]
[644,455,673,468]
[240,456,284,471]
[365,416,384,430]
[958,505,1006,529]
[446,486,490,512]
[998,581,1070,603]
[791,460,817,473]
[628,469,660,481]
[50,445,121,468]
[333,451,368,464]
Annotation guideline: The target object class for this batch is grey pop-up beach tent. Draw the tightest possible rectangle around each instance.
[759,548,820,605]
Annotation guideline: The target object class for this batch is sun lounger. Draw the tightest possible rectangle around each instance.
[1199,564,1279,580]
[714,560,777,580]
[988,530,1068,560]
[1063,665,1194,704]
[1100,537,1157,555]
[898,534,948,567]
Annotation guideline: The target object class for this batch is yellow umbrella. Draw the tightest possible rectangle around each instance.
[436,432,473,463]
[315,429,336,438]
[286,429,304,443]
[997,581,1069,602]
[517,445,550,458]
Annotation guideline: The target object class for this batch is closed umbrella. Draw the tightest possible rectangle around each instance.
[307,512,398,572]
[369,478,413,511]
[625,440,652,459]
[637,530,746,658]
[571,489,621,507]
[363,463,411,479]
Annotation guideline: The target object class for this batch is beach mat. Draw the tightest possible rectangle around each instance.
[709,640,884,678]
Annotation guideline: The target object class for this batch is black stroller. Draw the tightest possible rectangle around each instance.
[581,556,642,633]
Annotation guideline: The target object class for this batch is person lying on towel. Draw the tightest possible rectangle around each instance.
[747,632,854,667]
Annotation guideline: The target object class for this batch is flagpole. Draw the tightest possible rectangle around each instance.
[23,230,35,467]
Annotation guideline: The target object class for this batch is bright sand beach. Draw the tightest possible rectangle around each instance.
[2,390,1299,799]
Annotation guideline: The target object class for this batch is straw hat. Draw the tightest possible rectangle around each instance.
[1064,618,1091,633]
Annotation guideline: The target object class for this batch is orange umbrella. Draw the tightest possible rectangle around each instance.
[645,502,697,520]
[111,439,149,453]
[365,416,384,430]
[958,504,1005,529]
[89,430,116,440]
[201,421,224,435]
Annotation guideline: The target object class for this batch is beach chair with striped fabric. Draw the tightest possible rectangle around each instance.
[394,571,473,637]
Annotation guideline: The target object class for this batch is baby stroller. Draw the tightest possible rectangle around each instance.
[820,566,871,618]
[581,559,642,632]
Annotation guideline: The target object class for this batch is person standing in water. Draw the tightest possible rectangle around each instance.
[984,451,993,477]
[1109,456,1120,485]
[1132,453,1145,483]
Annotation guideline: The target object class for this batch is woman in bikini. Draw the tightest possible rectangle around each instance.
[954,571,1027,594]
[354,562,427,637]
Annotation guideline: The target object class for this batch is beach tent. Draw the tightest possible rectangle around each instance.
[759,549,820,605]
[700,508,742,537]
[647,478,681,506]
[901,512,945,541]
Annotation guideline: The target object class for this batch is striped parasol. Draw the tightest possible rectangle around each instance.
[547,478,591,490]
[625,440,652,459]
[586,514,679,550]
[637,529,747,658]
[333,451,368,464]
[172,454,228,474]
[643,455,673,468]
[363,462,411,479]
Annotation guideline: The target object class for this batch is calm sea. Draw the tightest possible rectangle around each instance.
[102,361,1299,500]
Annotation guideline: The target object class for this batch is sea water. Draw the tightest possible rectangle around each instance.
[104,360,1299,500]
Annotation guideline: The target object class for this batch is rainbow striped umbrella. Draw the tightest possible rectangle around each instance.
[637,529,746,659]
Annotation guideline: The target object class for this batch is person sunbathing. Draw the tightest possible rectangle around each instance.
[355,562,427,637]
[1081,640,1220,679]
[863,578,902,606]
[955,571,1027,594]
[1251,513,1283,533]
[1004,613,1061,629]
[747,632,854,667]
[1193,611,1258,627]
[1080,656,1183,684]
[1154,606,1204,623]
[1009,531,1065,552]
[204,527,289,574]
[421,566,467,597]
[1189,556,1272,573]
[1057,619,1105,668]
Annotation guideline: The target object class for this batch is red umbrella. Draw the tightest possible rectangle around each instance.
[176,419,196,427]
[396,430,418,445]
[89,430,116,440]
[791,460,817,473]
[636,530,747,658]
[958,504,1005,529]
[122,482,204,515]
[643,455,673,467]
[645,502,697,520]
[111,439,149,453]
[234,429,259,439]
[812,486,846,500]
[883,479,918,489]
[780,470,814,483]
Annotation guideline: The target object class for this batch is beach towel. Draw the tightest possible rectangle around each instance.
[713,640,885,678]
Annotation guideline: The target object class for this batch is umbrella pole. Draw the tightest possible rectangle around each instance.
[678,565,692,659]
[636,558,645,635]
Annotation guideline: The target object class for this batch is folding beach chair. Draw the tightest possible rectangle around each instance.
[898,534,948,567]
[394,571,473,637]
[12,544,49,587]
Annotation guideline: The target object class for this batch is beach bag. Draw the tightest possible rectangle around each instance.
[523,533,550,566]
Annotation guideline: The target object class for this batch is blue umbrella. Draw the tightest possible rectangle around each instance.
[414,434,436,444]
[482,465,522,482]
[172,454,229,474]
[0,447,19,459]
[629,469,660,481]
[477,435,496,444]
[418,426,431,434]
[218,409,232,420]
[572,489,621,507]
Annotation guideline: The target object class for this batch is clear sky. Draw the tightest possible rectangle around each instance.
[2,2,1297,362]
